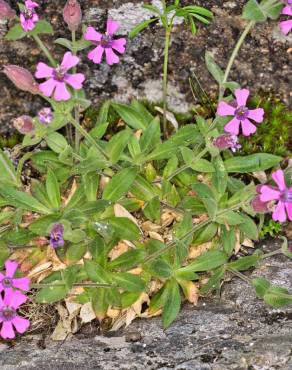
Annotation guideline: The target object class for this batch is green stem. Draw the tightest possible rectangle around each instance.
[162,27,171,137]
[71,30,81,152]
[33,35,57,67]
[261,249,283,259]
[228,268,251,284]
[219,20,254,101]
[32,282,114,289]
[16,152,33,185]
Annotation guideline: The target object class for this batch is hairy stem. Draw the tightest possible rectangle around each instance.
[219,20,255,101]
[162,27,171,137]
[33,35,57,67]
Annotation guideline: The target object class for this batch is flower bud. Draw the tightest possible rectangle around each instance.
[213,134,241,152]
[63,0,82,32]
[13,115,35,134]
[251,195,269,213]
[38,107,54,125]
[0,0,16,19]
[3,65,39,94]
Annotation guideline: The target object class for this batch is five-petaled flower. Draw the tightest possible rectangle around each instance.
[280,0,292,35]
[84,19,126,65]
[259,169,292,223]
[35,52,85,101]
[50,223,65,248]
[217,89,264,136]
[0,260,30,293]
[20,0,39,32]
[0,290,30,339]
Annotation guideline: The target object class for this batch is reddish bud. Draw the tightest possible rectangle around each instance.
[0,0,16,19]
[13,115,35,134]
[251,196,269,213]
[3,65,39,94]
[63,0,82,32]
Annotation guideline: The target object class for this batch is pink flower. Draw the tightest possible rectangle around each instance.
[0,0,16,19]
[251,185,270,213]
[0,290,29,339]
[259,169,292,223]
[35,52,85,101]
[280,0,292,35]
[20,0,39,32]
[217,89,264,136]
[213,133,241,152]
[0,260,30,293]
[84,19,126,65]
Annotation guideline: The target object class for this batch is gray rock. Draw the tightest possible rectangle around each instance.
[0,0,291,135]
[0,239,291,369]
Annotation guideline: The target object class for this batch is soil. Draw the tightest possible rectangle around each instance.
[0,0,291,135]
[0,238,291,369]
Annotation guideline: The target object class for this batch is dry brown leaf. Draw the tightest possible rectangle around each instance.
[64,179,77,206]
[125,292,150,327]
[128,267,143,275]
[161,211,175,228]
[114,203,139,227]
[141,221,161,233]
[28,262,52,279]
[107,307,121,319]
[47,247,67,271]
[189,242,212,259]
[234,230,241,255]
[242,238,254,248]
[100,175,111,191]
[80,302,96,324]
[134,129,143,139]
[148,231,164,242]
[109,241,129,261]
[180,281,199,306]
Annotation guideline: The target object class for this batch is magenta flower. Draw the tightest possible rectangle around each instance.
[280,0,292,35]
[84,19,126,65]
[259,170,292,223]
[38,107,54,125]
[251,185,270,213]
[35,52,85,101]
[20,0,39,32]
[213,133,241,152]
[0,260,30,293]
[217,89,264,136]
[50,224,65,248]
[0,290,29,339]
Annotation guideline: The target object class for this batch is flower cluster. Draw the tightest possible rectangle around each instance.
[280,0,292,35]
[0,261,30,339]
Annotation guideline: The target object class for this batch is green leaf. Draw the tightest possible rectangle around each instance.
[131,174,160,201]
[224,154,282,173]
[5,24,26,40]
[83,172,99,202]
[84,261,111,283]
[46,169,61,209]
[111,103,147,130]
[103,167,138,201]
[46,132,68,154]
[228,254,260,271]
[263,287,292,308]
[162,279,181,328]
[212,156,228,196]
[66,243,87,264]
[179,250,228,273]
[216,211,245,226]
[192,223,218,246]
[29,214,60,235]
[251,277,271,298]
[129,18,159,38]
[108,249,145,270]
[280,236,292,259]
[30,20,54,35]
[36,282,68,303]
[111,273,145,292]
[128,135,141,159]
[0,149,18,186]
[238,214,259,240]
[107,217,141,241]
[205,51,224,84]
[106,129,132,163]
[242,0,282,22]
[143,196,161,222]
[146,141,179,161]
[0,186,51,214]
[200,267,225,295]
[140,117,161,154]
[145,259,173,279]
[222,226,236,256]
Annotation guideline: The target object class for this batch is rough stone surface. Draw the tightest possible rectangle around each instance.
[0,239,291,369]
[0,0,291,134]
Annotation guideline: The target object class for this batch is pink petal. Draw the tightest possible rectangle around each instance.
[12,277,30,292]
[272,169,286,192]
[272,201,287,222]
[235,88,250,107]
[4,290,27,309]
[64,73,85,90]
[61,52,80,71]
[5,260,18,278]
[224,117,241,135]
[285,203,292,221]
[105,48,120,65]
[241,118,257,136]
[112,38,126,54]
[1,322,15,339]
[32,13,39,22]
[88,46,104,64]
[54,82,71,101]
[39,78,57,97]
[0,273,4,292]
[248,108,264,123]
[35,62,54,79]
[0,294,3,306]
[282,5,292,16]
[280,20,292,35]
[12,316,30,334]
[25,0,39,9]
[260,185,280,202]
[217,101,236,117]
[84,26,102,42]
[106,19,119,36]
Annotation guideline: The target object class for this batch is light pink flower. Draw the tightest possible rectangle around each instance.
[217,89,264,136]
[259,169,292,223]
[35,52,85,101]
[280,0,292,35]
[0,290,29,339]
[84,19,126,65]
[20,0,39,32]
[0,260,30,293]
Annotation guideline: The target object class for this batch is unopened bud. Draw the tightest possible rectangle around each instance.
[3,65,39,94]
[251,195,269,213]
[145,163,157,182]
[0,0,16,19]
[63,0,82,32]
[13,115,35,134]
